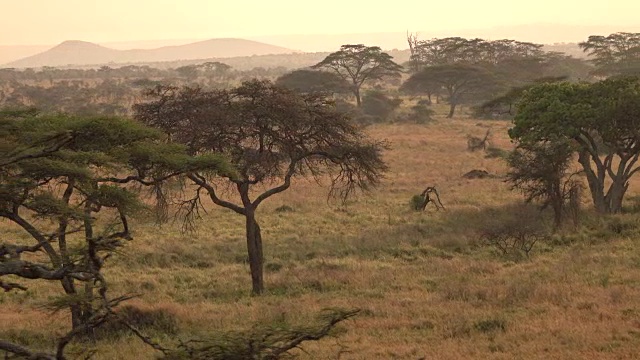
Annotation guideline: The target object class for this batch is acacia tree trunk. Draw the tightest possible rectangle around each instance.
[58,180,86,330]
[60,277,84,329]
[578,150,608,213]
[550,182,564,229]
[59,279,94,333]
[447,103,457,118]
[605,180,628,214]
[354,86,361,107]
[244,206,264,295]
[578,150,630,214]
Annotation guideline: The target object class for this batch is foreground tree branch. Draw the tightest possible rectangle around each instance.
[0,110,230,358]
[162,308,361,360]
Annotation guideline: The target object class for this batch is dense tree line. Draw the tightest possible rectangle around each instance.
[402,35,595,117]
[0,63,295,116]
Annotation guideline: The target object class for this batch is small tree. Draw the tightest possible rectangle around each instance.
[401,100,436,124]
[361,90,403,122]
[135,80,388,295]
[312,44,403,107]
[507,140,578,229]
[479,205,549,258]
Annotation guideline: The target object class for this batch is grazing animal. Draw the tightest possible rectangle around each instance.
[467,128,491,151]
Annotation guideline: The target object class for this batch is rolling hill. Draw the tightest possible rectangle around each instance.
[3,38,297,68]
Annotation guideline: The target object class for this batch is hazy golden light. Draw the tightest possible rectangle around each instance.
[1,0,638,45]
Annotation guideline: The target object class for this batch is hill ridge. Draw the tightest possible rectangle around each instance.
[4,38,297,68]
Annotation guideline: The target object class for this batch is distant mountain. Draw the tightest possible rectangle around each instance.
[3,23,637,68]
[3,39,297,68]
[0,45,51,65]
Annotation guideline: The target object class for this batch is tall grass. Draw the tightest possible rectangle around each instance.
[3,118,640,359]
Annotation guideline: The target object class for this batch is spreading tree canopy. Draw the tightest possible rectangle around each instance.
[312,44,403,107]
[275,69,350,95]
[401,64,499,118]
[510,77,640,214]
[0,108,228,351]
[579,32,640,77]
[134,80,388,294]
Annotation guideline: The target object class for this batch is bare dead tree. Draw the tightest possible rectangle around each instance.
[418,186,446,211]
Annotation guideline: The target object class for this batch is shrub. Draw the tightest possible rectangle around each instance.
[404,101,436,124]
[479,205,550,259]
[410,194,426,211]
[361,90,402,121]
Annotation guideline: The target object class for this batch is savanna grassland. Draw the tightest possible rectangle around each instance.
[2,115,640,359]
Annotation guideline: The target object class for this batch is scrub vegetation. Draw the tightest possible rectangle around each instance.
[2,31,640,359]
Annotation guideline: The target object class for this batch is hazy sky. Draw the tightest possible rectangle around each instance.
[1,0,638,45]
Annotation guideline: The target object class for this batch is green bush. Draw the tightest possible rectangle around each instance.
[407,102,436,124]
[410,194,425,211]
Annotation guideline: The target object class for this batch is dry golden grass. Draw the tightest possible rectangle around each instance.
[3,115,640,359]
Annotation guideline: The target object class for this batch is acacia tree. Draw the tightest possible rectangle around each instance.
[510,77,640,214]
[134,80,388,295]
[401,64,499,117]
[312,44,403,107]
[407,36,545,70]
[507,139,578,228]
[0,109,227,349]
[275,69,351,95]
[579,32,640,76]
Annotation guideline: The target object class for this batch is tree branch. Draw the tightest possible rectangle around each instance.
[0,132,73,167]
[0,259,71,280]
[187,173,246,215]
[252,157,300,208]
[0,339,56,360]
[0,211,61,266]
